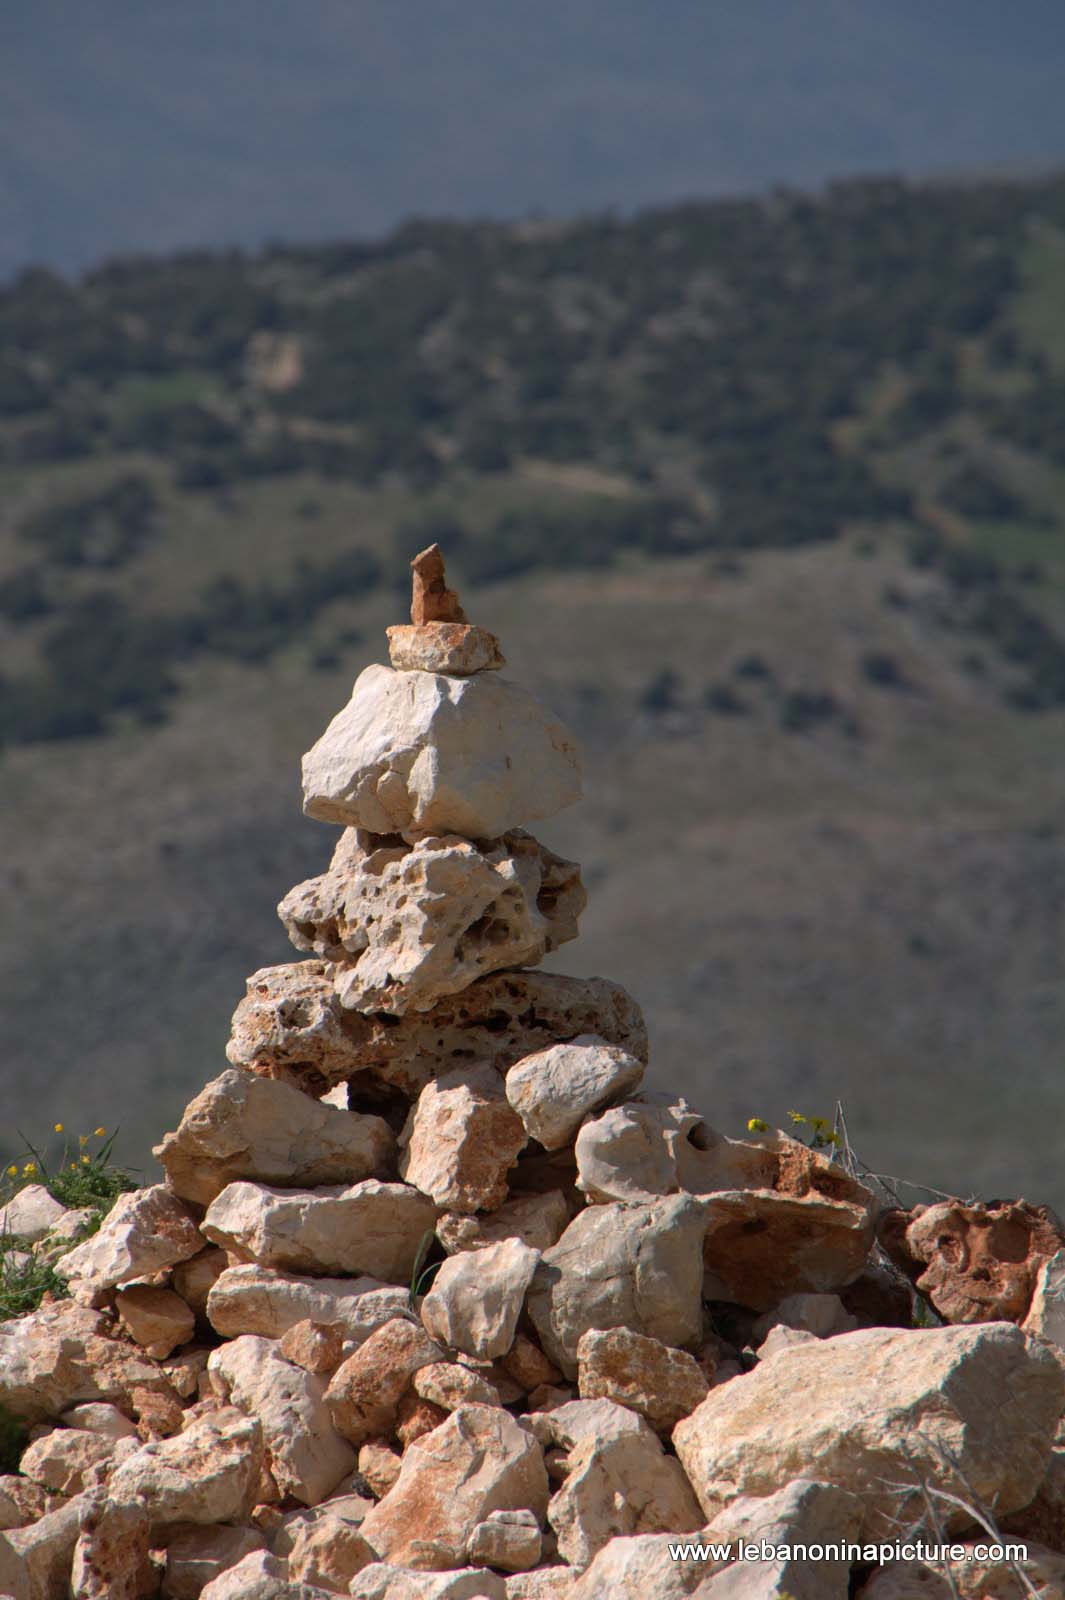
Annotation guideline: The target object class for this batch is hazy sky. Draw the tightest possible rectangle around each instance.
[3,0,1065,277]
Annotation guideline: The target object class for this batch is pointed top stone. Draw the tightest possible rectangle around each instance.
[410,544,467,625]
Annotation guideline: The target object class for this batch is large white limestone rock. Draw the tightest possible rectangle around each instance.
[526,1195,708,1379]
[400,1064,527,1214]
[281,829,584,1015]
[358,1404,550,1568]
[154,1068,395,1207]
[107,1407,263,1528]
[673,1322,1065,1543]
[301,664,581,837]
[567,1531,713,1599]
[201,1180,437,1282]
[505,1037,645,1152]
[0,1299,174,1424]
[208,1335,356,1506]
[206,1263,408,1343]
[420,1238,540,1360]
[53,1185,203,1295]
[350,1566,507,1599]
[0,1184,71,1245]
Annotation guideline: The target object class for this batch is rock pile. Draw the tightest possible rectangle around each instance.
[2,546,1065,1600]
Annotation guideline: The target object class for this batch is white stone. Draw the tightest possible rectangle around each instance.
[107,1406,263,1528]
[282,829,583,1015]
[154,1068,395,1207]
[53,1185,203,1294]
[574,1103,678,1203]
[301,664,581,837]
[273,1507,374,1590]
[1024,1248,1065,1351]
[0,1299,173,1425]
[59,1403,138,1441]
[567,1532,713,1599]
[673,1323,1065,1543]
[0,1185,70,1244]
[421,1239,540,1360]
[202,1180,437,1283]
[468,1509,541,1572]
[19,1427,129,1496]
[351,1565,507,1599]
[207,1263,409,1343]
[526,1196,708,1379]
[0,1489,102,1600]
[208,1335,356,1506]
[400,1065,527,1215]
[198,1548,336,1598]
[547,1418,703,1569]
[754,1325,818,1360]
[505,1037,645,1152]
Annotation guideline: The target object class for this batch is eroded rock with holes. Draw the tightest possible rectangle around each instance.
[300,663,581,838]
[206,1263,409,1344]
[526,1195,708,1379]
[154,1067,395,1207]
[673,1322,1064,1543]
[400,1065,527,1215]
[878,1197,1065,1326]
[201,1180,437,1282]
[280,828,584,1014]
[421,1238,540,1360]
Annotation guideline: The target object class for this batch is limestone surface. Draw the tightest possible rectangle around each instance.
[114,1284,196,1359]
[19,1427,127,1496]
[228,966,646,1100]
[575,1327,709,1434]
[526,1195,708,1378]
[0,1300,174,1424]
[53,1185,203,1295]
[400,1064,527,1214]
[505,1037,645,1151]
[325,1318,445,1446]
[467,1509,541,1572]
[701,1185,878,1312]
[387,621,505,675]
[436,1191,570,1256]
[547,1419,703,1569]
[413,1362,501,1411]
[750,1291,858,1343]
[1024,1248,1065,1349]
[278,1318,345,1375]
[154,1067,395,1207]
[0,1489,102,1600]
[206,1263,409,1344]
[106,1407,263,1528]
[282,828,584,1015]
[301,664,581,837]
[0,1184,71,1244]
[201,1180,437,1282]
[566,1531,713,1599]
[673,1322,1065,1542]
[69,1496,154,1600]
[420,1238,540,1360]
[856,1539,1065,1598]
[163,1525,268,1600]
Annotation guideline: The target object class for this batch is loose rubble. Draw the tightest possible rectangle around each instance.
[4,546,1064,1598]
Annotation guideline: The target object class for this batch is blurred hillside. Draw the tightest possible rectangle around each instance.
[1,172,1064,1211]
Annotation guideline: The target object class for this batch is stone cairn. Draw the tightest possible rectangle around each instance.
[2,548,1065,1600]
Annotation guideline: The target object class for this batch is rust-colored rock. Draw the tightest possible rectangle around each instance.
[410,543,467,625]
[877,1197,1065,1324]
[325,1317,444,1446]
[387,621,505,675]
[277,1318,345,1375]
[396,1391,449,1447]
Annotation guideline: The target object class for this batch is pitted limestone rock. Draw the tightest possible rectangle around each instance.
[301,664,581,837]
[280,828,584,1015]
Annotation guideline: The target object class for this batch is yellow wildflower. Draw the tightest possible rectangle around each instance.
[94,1128,106,1138]
[82,1155,91,1165]
[22,1161,36,1174]
[79,1135,88,1147]
[747,1117,769,1133]
[54,1122,64,1133]
[787,1110,807,1124]
[5,1165,16,1177]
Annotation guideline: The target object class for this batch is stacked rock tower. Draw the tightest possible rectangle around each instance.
[4,546,1065,1600]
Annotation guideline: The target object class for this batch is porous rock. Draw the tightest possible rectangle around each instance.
[504,1037,645,1152]
[207,1263,409,1343]
[436,1191,570,1257]
[526,1195,707,1379]
[673,1322,1065,1542]
[400,1065,527,1215]
[575,1327,709,1434]
[228,966,646,1101]
[325,1318,445,1446]
[154,1067,395,1207]
[202,1180,437,1282]
[300,663,581,838]
[208,1335,355,1506]
[421,1238,540,1360]
[357,1406,548,1568]
[281,829,583,1013]
[53,1185,203,1295]
[106,1406,263,1528]
[387,621,505,675]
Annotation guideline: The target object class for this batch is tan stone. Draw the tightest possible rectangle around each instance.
[574,1102,679,1203]
[282,829,582,1014]
[326,1319,444,1446]
[468,1509,541,1572]
[504,1037,645,1152]
[413,1362,501,1411]
[359,1439,403,1499]
[19,1427,127,1495]
[172,1247,229,1323]
[421,1239,539,1360]
[396,1392,449,1447]
[107,1406,263,1528]
[436,1192,570,1257]
[207,1263,409,1344]
[202,1179,437,1282]
[0,1299,176,1425]
[358,1405,549,1569]
[673,1322,1065,1542]
[279,1319,345,1375]
[350,1565,508,1599]
[400,1065,527,1214]
[1001,1439,1065,1563]
[228,966,646,1101]
[387,622,505,675]
[701,1186,878,1313]
[154,1068,395,1207]
[0,1475,58,1532]
[856,1538,1065,1598]
[1023,1249,1065,1352]
[0,1489,101,1600]
[501,1334,561,1395]
[198,1548,336,1598]
[547,1418,703,1569]
[504,1573,575,1600]
[160,1346,212,1400]
[409,545,466,625]
[300,664,580,837]
[53,1186,203,1295]
[750,1292,859,1344]
[208,1335,355,1506]
[58,1402,138,1441]
[273,1510,374,1591]
[70,1497,155,1600]
[163,1524,267,1600]
[880,1197,1065,1326]
[566,1531,712,1599]
[0,1185,71,1245]
[129,1384,186,1441]
[576,1327,709,1434]
[115,1284,196,1360]
[526,1196,708,1379]
[692,1479,864,1600]
[754,1325,818,1360]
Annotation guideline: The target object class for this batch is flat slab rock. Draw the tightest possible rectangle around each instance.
[280,827,584,1016]
[206,1262,409,1343]
[301,663,581,837]
[386,621,506,675]
[228,964,647,1100]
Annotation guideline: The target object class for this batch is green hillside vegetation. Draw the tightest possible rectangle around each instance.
[1,172,1064,1213]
